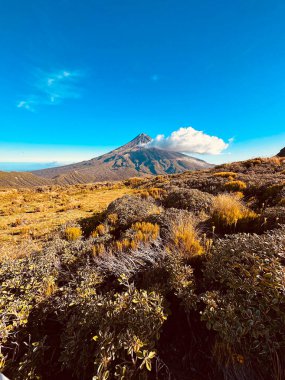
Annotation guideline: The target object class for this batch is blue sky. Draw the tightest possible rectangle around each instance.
[1,0,285,170]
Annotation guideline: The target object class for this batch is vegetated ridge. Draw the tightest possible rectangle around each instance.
[31,133,212,184]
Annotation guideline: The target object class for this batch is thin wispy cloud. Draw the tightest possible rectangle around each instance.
[17,69,83,111]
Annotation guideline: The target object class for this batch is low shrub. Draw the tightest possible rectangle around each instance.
[163,187,214,215]
[106,195,161,229]
[262,182,285,206]
[60,276,167,380]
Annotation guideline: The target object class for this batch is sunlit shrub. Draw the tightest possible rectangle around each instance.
[64,226,82,241]
[0,248,59,372]
[124,177,146,188]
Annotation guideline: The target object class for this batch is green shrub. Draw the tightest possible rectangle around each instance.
[60,276,167,380]
[201,229,285,374]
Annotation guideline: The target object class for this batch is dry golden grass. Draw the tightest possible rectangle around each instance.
[91,223,107,237]
[213,171,237,179]
[64,226,82,241]
[131,222,160,243]
[0,184,135,247]
[212,194,257,228]
[169,215,204,259]
[224,180,247,192]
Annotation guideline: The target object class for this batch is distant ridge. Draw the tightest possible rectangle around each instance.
[32,133,213,184]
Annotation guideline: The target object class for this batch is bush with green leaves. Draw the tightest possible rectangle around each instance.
[201,228,285,377]
[60,275,167,380]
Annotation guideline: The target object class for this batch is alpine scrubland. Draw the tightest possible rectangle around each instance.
[1,156,285,380]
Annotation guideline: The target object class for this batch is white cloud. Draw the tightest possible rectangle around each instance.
[146,126,230,155]
[17,69,83,111]
[17,100,36,112]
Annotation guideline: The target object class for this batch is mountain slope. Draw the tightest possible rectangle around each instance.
[0,171,52,188]
[277,147,285,157]
[33,133,213,184]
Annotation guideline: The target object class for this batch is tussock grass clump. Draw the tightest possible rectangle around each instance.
[169,214,203,259]
[212,194,257,232]
[124,177,147,187]
[64,226,82,241]
[131,222,160,243]
[113,238,137,252]
[114,223,160,253]
[107,213,118,225]
[92,243,106,256]
[91,223,107,237]
[137,187,166,200]
[213,171,237,179]
[224,180,247,192]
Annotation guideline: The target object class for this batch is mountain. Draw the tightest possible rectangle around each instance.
[277,147,285,157]
[0,171,52,188]
[32,133,213,184]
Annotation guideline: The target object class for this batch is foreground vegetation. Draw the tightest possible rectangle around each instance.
[0,157,285,379]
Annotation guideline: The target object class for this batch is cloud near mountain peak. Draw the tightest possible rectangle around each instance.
[146,126,230,155]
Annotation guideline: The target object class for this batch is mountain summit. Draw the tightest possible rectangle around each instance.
[32,133,213,185]
[121,133,152,150]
